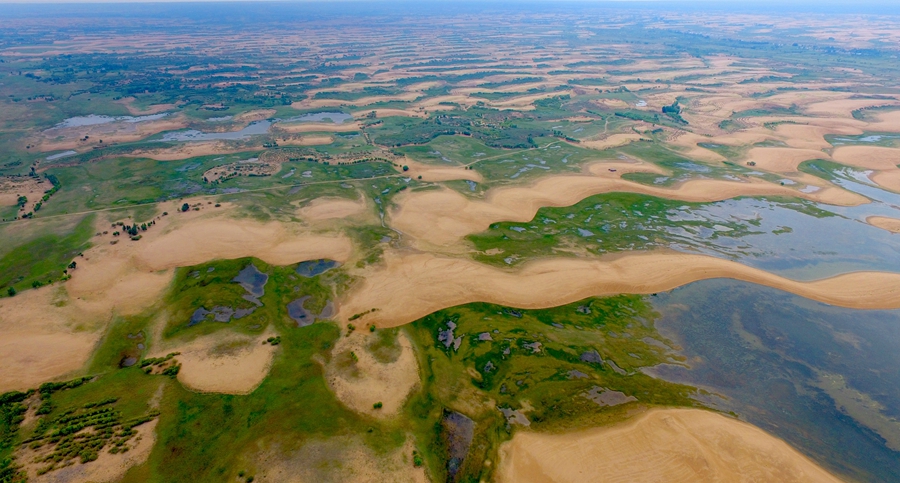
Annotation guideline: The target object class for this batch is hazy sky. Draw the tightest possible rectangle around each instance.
[0,0,882,3]
[0,0,895,10]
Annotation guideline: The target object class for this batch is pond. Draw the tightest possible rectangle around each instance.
[161,120,273,142]
[282,111,353,124]
[295,259,340,277]
[51,113,169,129]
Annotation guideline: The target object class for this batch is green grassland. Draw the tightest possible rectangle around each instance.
[0,214,94,295]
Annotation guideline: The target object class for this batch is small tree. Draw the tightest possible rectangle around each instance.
[7,287,16,297]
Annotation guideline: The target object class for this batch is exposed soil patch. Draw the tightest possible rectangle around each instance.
[496,408,845,483]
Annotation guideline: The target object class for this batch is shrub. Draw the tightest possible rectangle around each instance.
[181,203,189,212]
[373,402,383,409]
[7,287,15,297]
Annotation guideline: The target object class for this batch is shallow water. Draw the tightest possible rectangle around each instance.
[829,133,900,146]
[232,264,268,298]
[45,150,77,161]
[52,113,168,129]
[286,296,334,327]
[159,111,351,142]
[295,259,339,277]
[443,411,475,478]
[664,196,900,280]
[282,111,352,124]
[649,279,900,482]
[162,120,272,142]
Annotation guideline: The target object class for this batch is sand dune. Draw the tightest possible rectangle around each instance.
[129,216,353,271]
[0,286,103,392]
[868,216,900,234]
[496,408,844,483]
[390,171,866,247]
[127,142,251,161]
[280,135,334,146]
[579,133,646,150]
[324,331,419,417]
[155,329,278,394]
[276,122,361,133]
[338,251,900,329]
[743,147,830,177]
[832,146,900,171]
[868,110,900,132]
[402,159,483,182]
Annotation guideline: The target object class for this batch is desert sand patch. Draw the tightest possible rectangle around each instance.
[0,286,104,392]
[868,110,900,132]
[324,330,420,417]
[496,408,844,483]
[339,251,900,329]
[579,133,646,150]
[279,135,334,146]
[128,212,354,271]
[402,160,483,183]
[298,196,368,221]
[276,122,361,133]
[154,329,278,394]
[744,147,829,173]
[868,216,900,234]
[832,145,900,171]
[805,98,900,118]
[126,142,251,161]
[776,123,860,150]
[869,171,900,193]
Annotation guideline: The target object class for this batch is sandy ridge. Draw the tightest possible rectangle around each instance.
[154,329,279,395]
[868,216,900,234]
[496,408,845,483]
[338,251,900,328]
